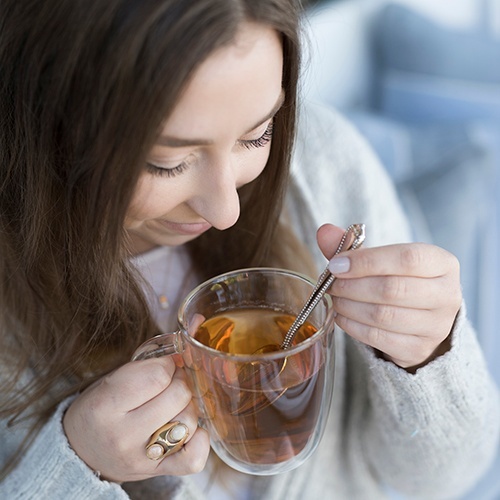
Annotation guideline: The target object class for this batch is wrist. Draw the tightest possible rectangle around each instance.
[376,333,453,374]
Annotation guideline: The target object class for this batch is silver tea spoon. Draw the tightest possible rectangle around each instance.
[232,224,366,416]
[281,223,366,350]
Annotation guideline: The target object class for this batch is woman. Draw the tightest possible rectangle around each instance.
[0,0,498,498]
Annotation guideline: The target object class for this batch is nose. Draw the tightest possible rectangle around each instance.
[189,158,241,231]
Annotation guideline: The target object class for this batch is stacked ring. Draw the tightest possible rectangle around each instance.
[145,421,189,461]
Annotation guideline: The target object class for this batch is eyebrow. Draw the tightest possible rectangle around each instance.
[156,90,285,148]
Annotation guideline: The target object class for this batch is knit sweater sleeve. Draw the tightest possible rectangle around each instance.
[0,395,129,500]
[357,304,499,497]
[287,101,500,498]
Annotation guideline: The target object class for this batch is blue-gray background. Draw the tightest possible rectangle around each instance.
[301,1,500,498]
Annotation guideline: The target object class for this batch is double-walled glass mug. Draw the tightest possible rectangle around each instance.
[133,268,336,475]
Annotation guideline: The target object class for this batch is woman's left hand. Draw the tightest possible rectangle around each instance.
[317,224,462,371]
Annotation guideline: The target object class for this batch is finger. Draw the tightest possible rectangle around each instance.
[140,400,201,464]
[328,243,459,279]
[316,223,346,260]
[96,357,177,412]
[332,296,437,336]
[168,401,201,446]
[104,417,209,481]
[153,426,210,476]
[177,314,205,369]
[330,275,455,309]
[188,313,206,337]
[130,369,193,430]
[334,313,444,368]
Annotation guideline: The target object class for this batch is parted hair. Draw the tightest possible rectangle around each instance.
[0,0,310,473]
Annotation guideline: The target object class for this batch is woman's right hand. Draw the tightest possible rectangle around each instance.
[63,357,210,483]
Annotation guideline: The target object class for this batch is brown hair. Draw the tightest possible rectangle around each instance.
[0,0,311,475]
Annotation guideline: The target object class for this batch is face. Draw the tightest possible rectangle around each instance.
[124,22,284,254]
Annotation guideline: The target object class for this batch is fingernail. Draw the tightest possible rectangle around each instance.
[328,256,350,275]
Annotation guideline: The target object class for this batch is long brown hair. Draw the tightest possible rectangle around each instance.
[0,0,308,469]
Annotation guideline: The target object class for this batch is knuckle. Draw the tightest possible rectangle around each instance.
[366,326,386,348]
[92,376,119,411]
[356,250,374,273]
[92,376,108,399]
[146,363,174,391]
[381,276,405,302]
[331,278,346,294]
[185,450,207,474]
[111,433,130,457]
[400,245,423,272]
[371,304,395,326]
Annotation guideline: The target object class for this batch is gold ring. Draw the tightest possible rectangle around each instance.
[145,421,189,461]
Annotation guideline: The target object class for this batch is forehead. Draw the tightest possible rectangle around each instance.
[160,22,283,138]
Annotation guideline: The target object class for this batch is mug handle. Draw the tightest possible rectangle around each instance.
[132,331,183,361]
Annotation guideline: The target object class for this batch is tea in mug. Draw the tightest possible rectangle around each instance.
[191,307,327,466]
[194,307,317,355]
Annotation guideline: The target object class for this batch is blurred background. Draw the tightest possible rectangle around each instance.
[299,0,499,498]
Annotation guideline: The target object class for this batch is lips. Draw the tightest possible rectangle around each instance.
[159,219,213,236]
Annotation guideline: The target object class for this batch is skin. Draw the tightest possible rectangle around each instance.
[317,224,462,371]
[64,20,462,482]
[124,22,284,255]
[64,21,284,481]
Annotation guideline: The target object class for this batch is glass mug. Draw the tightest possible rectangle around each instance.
[133,268,336,475]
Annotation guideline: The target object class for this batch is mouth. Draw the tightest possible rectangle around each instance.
[159,219,213,236]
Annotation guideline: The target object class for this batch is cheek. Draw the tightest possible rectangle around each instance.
[237,147,271,186]
[125,177,152,221]
[124,176,181,225]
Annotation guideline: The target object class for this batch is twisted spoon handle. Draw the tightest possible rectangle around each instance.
[280,223,366,350]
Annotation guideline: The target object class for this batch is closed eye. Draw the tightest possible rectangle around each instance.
[145,161,189,178]
[239,121,274,150]
[146,119,275,178]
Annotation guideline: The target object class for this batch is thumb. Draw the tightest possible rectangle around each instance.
[316,223,346,260]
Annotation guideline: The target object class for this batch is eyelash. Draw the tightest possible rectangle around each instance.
[240,121,274,150]
[146,120,274,178]
[145,162,189,178]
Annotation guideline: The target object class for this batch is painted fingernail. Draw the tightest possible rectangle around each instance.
[328,256,350,274]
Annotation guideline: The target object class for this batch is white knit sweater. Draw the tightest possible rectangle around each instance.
[1,103,498,500]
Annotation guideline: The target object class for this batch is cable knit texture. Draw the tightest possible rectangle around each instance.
[1,103,498,499]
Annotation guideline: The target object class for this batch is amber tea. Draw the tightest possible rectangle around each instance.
[188,307,327,466]
[194,307,317,354]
